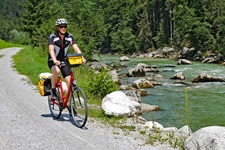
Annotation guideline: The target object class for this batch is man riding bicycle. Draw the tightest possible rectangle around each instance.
[48,18,86,99]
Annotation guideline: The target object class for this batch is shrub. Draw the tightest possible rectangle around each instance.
[87,68,119,100]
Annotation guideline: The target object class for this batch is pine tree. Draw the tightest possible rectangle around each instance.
[22,0,63,47]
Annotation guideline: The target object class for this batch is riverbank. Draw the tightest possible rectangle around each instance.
[95,54,225,132]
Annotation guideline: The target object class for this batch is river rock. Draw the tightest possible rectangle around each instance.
[102,91,139,117]
[202,57,215,63]
[120,56,130,61]
[88,61,107,70]
[138,89,149,96]
[173,81,192,86]
[192,73,224,83]
[170,72,185,80]
[184,126,225,150]
[140,103,161,113]
[136,63,151,68]
[136,63,159,73]
[109,69,121,85]
[178,125,192,137]
[123,90,141,103]
[132,78,154,89]
[163,47,176,58]
[126,66,146,77]
[177,59,193,65]
[120,85,136,90]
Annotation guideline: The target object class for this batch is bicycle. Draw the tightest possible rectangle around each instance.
[48,54,88,128]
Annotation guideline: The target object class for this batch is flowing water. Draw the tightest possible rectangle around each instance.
[95,54,225,131]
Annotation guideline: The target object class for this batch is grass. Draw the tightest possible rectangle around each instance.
[0,39,23,50]
[13,47,50,84]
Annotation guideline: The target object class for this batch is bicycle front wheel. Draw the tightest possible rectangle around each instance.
[70,87,88,128]
[48,87,62,118]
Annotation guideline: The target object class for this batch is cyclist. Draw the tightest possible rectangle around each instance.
[48,18,86,99]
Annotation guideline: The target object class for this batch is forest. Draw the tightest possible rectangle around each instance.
[1,0,225,59]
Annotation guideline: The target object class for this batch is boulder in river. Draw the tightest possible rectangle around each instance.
[170,72,185,80]
[132,78,154,89]
[192,73,224,83]
[177,59,193,65]
[120,56,130,61]
[126,66,146,77]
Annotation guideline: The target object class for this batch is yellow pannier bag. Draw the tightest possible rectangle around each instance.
[38,73,52,96]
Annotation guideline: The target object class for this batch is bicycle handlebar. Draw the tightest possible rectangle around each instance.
[60,61,66,67]
[53,61,66,68]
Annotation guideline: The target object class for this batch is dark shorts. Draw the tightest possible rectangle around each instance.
[48,59,71,78]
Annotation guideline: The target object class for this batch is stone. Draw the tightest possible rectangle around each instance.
[184,126,225,150]
[177,59,193,65]
[120,56,130,61]
[178,125,192,136]
[123,90,141,103]
[192,73,224,83]
[170,72,185,80]
[140,103,161,112]
[145,121,164,130]
[109,70,121,85]
[126,66,146,77]
[132,78,154,89]
[102,91,138,117]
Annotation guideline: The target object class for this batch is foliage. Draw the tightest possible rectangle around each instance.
[3,0,225,55]
[0,0,24,41]
[22,0,63,49]
[147,128,186,149]
[87,68,120,99]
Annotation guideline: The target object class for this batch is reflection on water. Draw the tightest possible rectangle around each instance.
[95,54,225,131]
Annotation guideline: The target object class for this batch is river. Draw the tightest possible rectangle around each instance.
[95,54,225,132]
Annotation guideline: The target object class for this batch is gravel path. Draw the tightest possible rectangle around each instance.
[0,48,176,150]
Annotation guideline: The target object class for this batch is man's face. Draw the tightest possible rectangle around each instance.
[57,24,67,35]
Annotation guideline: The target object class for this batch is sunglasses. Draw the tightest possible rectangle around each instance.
[59,26,67,29]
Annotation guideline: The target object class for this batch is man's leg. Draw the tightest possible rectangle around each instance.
[65,75,71,90]
[51,65,60,99]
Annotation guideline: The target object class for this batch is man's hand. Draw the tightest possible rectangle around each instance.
[54,60,60,66]
[82,57,86,64]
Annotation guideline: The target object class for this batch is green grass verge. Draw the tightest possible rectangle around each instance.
[0,39,23,50]
[13,47,50,84]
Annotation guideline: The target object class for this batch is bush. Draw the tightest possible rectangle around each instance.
[87,68,119,100]
[9,29,30,45]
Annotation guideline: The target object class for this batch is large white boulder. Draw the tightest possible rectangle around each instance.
[184,126,225,150]
[102,91,139,117]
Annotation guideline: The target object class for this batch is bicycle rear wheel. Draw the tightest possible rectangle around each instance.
[48,87,62,118]
[70,87,88,128]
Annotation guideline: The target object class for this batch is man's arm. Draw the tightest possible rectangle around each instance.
[49,45,60,65]
[72,44,86,63]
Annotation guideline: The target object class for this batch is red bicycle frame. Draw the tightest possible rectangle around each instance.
[55,71,74,109]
